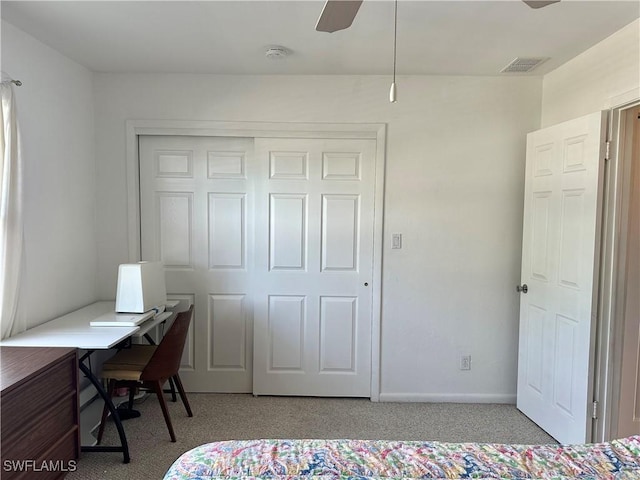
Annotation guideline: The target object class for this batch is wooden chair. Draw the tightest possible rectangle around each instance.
[97,305,194,443]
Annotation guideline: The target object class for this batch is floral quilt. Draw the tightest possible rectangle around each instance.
[163,436,640,479]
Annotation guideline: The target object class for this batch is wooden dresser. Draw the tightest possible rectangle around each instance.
[0,347,80,479]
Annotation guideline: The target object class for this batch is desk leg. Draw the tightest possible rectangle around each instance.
[78,360,131,463]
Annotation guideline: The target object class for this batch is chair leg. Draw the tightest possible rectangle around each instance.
[96,379,116,445]
[167,376,177,402]
[127,385,136,410]
[172,374,193,417]
[153,380,176,442]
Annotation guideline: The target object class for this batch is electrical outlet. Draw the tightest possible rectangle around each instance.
[460,355,471,371]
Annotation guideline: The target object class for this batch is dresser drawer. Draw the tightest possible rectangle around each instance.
[4,429,78,480]
[2,391,77,462]
[1,348,79,480]
[1,355,75,435]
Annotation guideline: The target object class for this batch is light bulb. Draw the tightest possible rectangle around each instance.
[389,82,397,103]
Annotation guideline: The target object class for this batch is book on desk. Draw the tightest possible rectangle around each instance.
[89,302,178,328]
[89,310,154,327]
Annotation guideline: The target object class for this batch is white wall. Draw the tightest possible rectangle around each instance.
[1,21,97,328]
[93,73,541,401]
[542,18,640,127]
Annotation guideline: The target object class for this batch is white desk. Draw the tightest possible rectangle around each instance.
[0,301,139,349]
[0,301,154,463]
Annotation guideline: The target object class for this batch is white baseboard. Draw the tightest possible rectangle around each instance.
[379,393,516,404]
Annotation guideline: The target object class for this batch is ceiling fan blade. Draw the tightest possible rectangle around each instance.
[316,0,363,33]
[522,0,560,8]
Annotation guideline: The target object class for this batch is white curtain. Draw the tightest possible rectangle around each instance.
[0,82,24,339]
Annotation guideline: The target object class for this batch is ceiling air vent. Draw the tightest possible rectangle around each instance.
[500,57,548,73]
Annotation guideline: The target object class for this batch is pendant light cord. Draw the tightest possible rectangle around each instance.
[389,0,398,102]
[392,0,398,84]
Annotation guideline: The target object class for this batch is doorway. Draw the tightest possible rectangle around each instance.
[595,102,640,441]
[516,104,640,442]
[609,105,640,438]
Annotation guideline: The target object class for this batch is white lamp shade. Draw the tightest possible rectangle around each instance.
[115,262,167,313]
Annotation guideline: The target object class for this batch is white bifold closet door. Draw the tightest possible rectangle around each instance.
[139,135,376,396]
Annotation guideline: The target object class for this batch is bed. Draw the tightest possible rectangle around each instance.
[164,436,640,479]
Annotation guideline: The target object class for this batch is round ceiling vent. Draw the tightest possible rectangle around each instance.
[265,46,290,59]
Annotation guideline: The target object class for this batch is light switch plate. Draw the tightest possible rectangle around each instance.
[392,233,402,249]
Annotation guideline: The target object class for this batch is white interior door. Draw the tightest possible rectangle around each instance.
[517,111,607,443]
[140,135,255,392]
[252,138,376,397]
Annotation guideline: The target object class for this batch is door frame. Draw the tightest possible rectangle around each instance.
[594,91,640,441]
[124,119,386,400]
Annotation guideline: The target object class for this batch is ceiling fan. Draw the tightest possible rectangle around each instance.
[316,0,560,33]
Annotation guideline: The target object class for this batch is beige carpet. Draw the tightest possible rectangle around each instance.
[67,393,556,480]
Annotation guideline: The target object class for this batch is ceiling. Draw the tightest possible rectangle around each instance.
[2,0,638,76]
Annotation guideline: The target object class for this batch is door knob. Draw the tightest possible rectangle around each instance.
[516,284,528,294]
